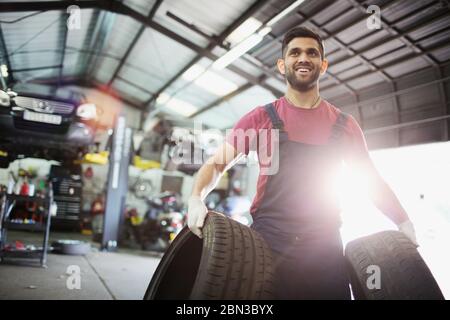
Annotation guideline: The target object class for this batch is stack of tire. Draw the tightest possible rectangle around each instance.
[144,211,444,300]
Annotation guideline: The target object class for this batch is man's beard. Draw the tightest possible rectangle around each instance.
[285,65,320,92]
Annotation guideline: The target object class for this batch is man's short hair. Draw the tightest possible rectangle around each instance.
[281,26,325,59]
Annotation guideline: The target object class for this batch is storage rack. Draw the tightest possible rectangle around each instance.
[0,184,53,267]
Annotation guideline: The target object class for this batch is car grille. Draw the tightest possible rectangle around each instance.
[14,96,75,115]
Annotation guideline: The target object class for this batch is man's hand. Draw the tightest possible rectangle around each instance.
[187,196,208,238]
[398,220,419,247]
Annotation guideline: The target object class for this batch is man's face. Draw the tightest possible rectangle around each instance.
[277,37,328,92]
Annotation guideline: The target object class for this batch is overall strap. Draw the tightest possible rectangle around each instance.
[263,103,285,131]
[328,111,349,143]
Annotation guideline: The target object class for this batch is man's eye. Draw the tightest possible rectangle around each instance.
[309,51,318,56]
[290,51,299,56]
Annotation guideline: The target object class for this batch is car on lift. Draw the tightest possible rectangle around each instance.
[0,84,98,168]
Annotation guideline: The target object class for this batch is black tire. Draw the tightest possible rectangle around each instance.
[144,211,274,300]
[144,225,203,300]
[345,230,444,300]
[52,240,91,255]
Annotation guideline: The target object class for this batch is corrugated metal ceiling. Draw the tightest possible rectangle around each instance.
[0,0,448,131]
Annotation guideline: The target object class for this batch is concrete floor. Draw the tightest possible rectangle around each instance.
[0,230,162,300]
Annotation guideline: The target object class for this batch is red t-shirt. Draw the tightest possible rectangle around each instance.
[227,97,367,154]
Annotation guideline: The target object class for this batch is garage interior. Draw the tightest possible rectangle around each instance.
[0,0,449,300]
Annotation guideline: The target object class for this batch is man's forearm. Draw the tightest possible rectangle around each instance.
[191,160,224,200]
[370,176,409,225]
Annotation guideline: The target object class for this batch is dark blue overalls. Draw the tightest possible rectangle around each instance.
[251,103,351,300]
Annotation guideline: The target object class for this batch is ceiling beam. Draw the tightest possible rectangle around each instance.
[328,11,449,68]
[107,0,164,86]
[188,82,254,118]
[321,41,449,91]
[84,10,116,79]
[11,65,62,73]
[57,11,70,89]
[346,0,440,68]
[116,75,155,96]
[141,0,275,109]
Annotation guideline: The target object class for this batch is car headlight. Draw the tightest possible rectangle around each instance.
[76,103,97,120]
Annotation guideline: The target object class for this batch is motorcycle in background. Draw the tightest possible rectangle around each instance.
[140,192,185,252]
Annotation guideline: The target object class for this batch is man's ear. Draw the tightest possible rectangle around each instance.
[277,58,286,76]
[320,58,328,76]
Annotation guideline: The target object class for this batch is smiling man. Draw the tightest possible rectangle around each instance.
[187,26,417,299]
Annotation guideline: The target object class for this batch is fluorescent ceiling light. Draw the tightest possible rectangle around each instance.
[195,71,238,96]
[225,17,262,45]
[182,65,205,81]
[156,93,198,117]
[156,92,171,104]
[165,98,198,117]
[182,64,238,96]
[212,28,271,71]
[266,0,306,27]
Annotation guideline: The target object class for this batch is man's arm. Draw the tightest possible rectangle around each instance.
[188,142,243,238]
[191,142,242,199]
[352,155,418,246]
[356,156,409,225]
[344,115,418,245]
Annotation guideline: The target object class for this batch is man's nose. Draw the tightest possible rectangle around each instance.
[297,51,310,63]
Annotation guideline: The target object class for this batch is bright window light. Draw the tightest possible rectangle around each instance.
[225,17,262,45]
[156,93,198,117]
[156,92,171,104]
[335,142,450,298]
[182,65,205,81]
[182,64,239,96]
[165,98,198,117]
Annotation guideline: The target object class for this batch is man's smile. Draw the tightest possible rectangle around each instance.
[294,67,313,75]
[293,64,313,76]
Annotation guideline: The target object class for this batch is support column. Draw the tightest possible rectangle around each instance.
[102,113,133,251]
